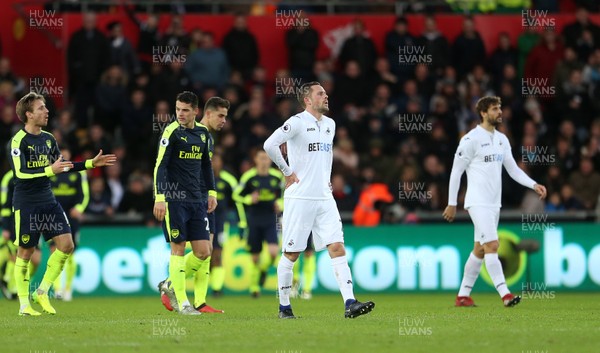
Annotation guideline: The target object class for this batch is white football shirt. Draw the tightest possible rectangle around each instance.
[448,125,537,209]
[264,110,335,200]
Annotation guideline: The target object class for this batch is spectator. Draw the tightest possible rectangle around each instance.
[151,61,192,104]
[545,192,565,212]
[366,83,397,123]
[0,105,17,170]
[106,20,141,78]
[334,60,371,109]
[0,57,25,94]
[452,16,486,79]
[0,80,17,123]
[122,89,153,164]
[384,16,416,82]
[236,98,276,150]
[124,9,160,72]
[419,15,451,77]
[569,157,600,209]
[333,138,359,172]
[188,28,204,53]
[67,12,110,127]
[94,65,128,133]
[86,177,114,217]
[223,14,259,79]
[185,32,230,91]
[52,109,81,156]
[525,29,564,82]
[339,19,377,77]
[397,79,425,114]
[488,32,518,82]
[87,124,112,155]
[562,7,600,49]
[422,154,447,185]
[582,49,600,111]
[332,174,358,212]
[557,69,592,135]
[374,57,399,95]
[160,15,190,52]
[118,173,154,224]
[560,184,586,210]
[285,12,319,81]
[574,29,596,62]
[553,47,583,97]
[414,64,436,101]
[517,27,540,79]
[106,162,124,210]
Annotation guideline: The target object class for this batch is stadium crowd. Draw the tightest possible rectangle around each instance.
[1,6,600,225]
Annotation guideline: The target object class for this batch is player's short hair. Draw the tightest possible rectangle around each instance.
[475,96,501,120]
[176,91,199,109]
[297,81,321,108]
[16,92,45,123]
[204,96,230,112]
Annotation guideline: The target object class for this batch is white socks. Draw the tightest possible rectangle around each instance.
[277,255,295,306]
[484,253,510,297]
[331,255,355,303]
[458,252,483,297]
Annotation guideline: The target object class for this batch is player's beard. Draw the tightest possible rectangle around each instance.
[488,115,502,127]
[316,103,329,114]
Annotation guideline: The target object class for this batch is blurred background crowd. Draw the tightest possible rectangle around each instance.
[1,0,600,225]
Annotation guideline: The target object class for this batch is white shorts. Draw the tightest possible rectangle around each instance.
[281,198,343,252]
[467,206,500,245]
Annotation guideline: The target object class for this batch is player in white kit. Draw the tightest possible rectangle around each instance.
[264,81,375,319]
[443,96,547,307]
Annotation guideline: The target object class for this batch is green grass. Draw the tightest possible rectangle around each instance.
[1,293,599,353]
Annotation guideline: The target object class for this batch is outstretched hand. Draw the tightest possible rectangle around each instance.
[92,149,117,167]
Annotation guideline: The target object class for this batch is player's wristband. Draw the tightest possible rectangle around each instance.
[85,159,94,169]
[44,166,55,177]
[208,190,217,198]
[155,194,165,202]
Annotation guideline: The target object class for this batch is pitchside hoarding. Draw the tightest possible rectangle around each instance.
[33,224,600,296]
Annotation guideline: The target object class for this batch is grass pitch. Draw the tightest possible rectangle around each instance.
[0,293,598,353]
